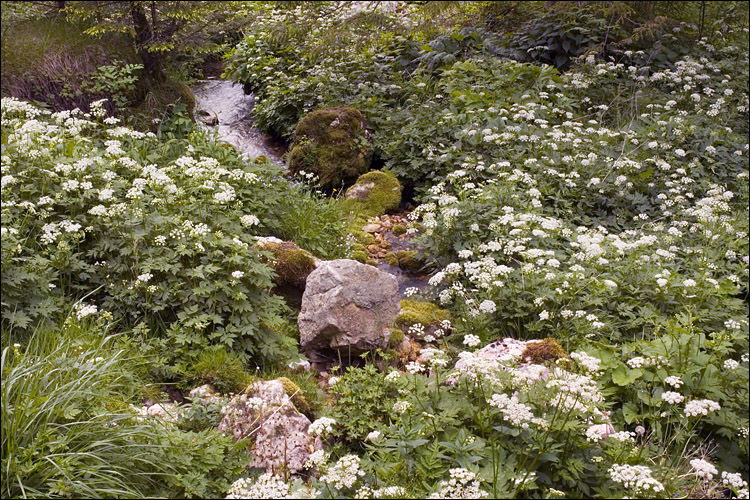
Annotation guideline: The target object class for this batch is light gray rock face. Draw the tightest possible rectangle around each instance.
[298,259,400,358]
[218,379,322,474]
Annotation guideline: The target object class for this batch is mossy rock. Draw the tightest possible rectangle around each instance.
[388,328,405,348]
[254,240,316,288]
[391,224,407,236]
[396,300,450,333]
[344,170,402,218]
[384,252,399,266]
[350,250,368,263]
[277,376,312,416]
[349,227,376,247]
[287,107,373,188]
[522,338,570,367]
[386,250,424,273]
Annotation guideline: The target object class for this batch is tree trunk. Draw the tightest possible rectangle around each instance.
[130,2,165,84]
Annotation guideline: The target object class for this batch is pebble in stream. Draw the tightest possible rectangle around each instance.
[192,79,286,165]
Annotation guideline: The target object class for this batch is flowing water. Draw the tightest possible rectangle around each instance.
[193,78,430,296]
[192,78,286,165]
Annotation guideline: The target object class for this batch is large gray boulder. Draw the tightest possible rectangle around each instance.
[298,259,400,361]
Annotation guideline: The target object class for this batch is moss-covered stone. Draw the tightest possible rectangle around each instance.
[396,300,450,332]
[394,250,424,273]
[522,338,570,367]
[277,376,312,416]
[254,240,316,288]
[388,328,405,348]
[349,227,376,246]
[344,170,402,218]
[287,107,372,188]
[391,224,407,236]
[384,252,398,266]
[350,250,368,263]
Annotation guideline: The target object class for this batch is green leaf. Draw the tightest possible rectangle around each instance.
[611,366,643,386]
[621,402,639,424]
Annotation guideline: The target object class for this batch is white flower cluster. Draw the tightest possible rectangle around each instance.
[303,449,327,469]
[546,369,603,414]
[724,359,740,370]
[478,299,496,314]
[722,471,749,490]
[570,351,602,375]
[627,354,669,369]
[320,454,365,490]
[664,376,683,388]
[608,464,664,495]
[420,347,449,368]
[690,458,718,481]
[355,485,406,499]
[74,302,98,320]
[226,473,290,499]
[488,393,535,428]
[241,214,260,227]
[392,400,412,414]
[428,468,488,499]
[684,399,721,417]
[661,391,685,404]
[308,417,336,437]
[463,334,481,347]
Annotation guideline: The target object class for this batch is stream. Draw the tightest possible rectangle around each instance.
[193,78,286,165]
[192,78,430,297]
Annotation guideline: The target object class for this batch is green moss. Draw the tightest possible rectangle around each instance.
[344,170,403,218]
[253,154,268,164]
[350,250,368,263]
[287,107,373,188]
[255,241,316,288]
[388,328,405,348]
[391,224,407,236]
[393,250,423,273]
[366,259,378,267]
[521,338,570,367]
[350,228,376,246]
[277,376,312,415]
[397,300,450,330]
[191,347,256,394]
[384,252,399,266]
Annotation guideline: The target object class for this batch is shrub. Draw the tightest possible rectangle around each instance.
[1,97,305,368]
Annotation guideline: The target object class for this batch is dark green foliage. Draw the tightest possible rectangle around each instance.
[264,184,349,260]
[190,346,256,394]
[1,319,247,499]
[287,107,373,188]
[328,363,401,443]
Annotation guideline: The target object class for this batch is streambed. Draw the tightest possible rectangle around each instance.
[192,78,286,165]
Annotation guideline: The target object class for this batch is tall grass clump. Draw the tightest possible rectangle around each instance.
[1,318,161,498]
